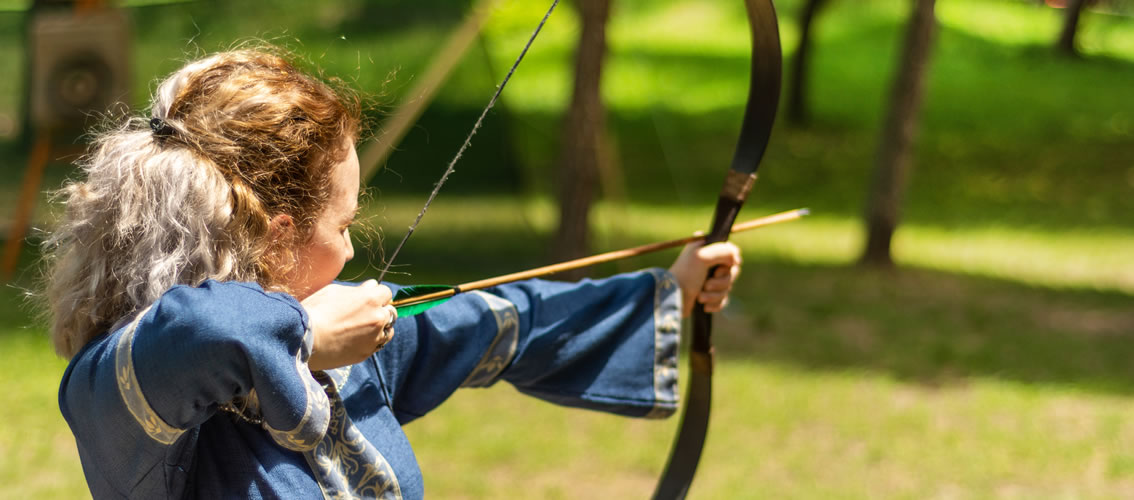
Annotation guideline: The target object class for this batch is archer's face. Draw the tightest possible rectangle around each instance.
[288,141,360,300]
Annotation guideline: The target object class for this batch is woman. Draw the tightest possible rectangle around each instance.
[45,48,742,499]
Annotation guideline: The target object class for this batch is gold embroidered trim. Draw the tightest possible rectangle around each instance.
[645,269,682,420]
[324,365,352,389]
[304,372,403,500]
[460,291,521,388]
[114,305,186,445]
[221,389,264,425]
[264,329,332,452]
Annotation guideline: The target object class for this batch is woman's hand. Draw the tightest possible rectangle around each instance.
[668,240,742,317]
[302,280,397,371]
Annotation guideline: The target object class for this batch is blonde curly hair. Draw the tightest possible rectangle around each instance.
[43,48,361,359]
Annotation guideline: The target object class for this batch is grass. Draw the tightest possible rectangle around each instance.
[0,323,83,500]
[2,0,1134,498]
[409,363,1134,498]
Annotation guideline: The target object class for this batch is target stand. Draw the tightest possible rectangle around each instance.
[1,2,129,280]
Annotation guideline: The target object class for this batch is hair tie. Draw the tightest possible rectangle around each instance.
[149,117,175,138]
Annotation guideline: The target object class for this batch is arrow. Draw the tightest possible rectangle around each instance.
[391,207,808,315]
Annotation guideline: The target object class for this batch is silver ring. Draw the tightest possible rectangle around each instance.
[376,325,395,352]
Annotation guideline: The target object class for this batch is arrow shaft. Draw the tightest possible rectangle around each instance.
[391,208,807,307]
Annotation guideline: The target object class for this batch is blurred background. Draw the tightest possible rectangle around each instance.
[1,0,1132,497]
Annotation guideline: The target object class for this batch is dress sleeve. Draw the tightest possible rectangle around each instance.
[378,268,683,424]
[59,280,332,481]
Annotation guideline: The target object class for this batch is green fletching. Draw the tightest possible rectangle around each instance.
[395,284,456,300]
[394,285,457,317]
[396,298,453,317]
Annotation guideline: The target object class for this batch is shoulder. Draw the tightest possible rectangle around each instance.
[156,280,305,320]
[161,279,303,311]
[146,279,309,342]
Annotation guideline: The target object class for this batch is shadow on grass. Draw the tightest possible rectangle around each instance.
[714,259,1134,394]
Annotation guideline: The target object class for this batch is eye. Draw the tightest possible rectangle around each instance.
[340,217,357,235]
[341,209,361,233]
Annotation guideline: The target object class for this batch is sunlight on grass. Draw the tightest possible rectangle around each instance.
[612,1,754,56]
[940,0,1134,62]
[5,0,1134,117]
[472,0,1134,116]
[938,0,1060,47]
[896,225,1134,294]
[478,0,768,114]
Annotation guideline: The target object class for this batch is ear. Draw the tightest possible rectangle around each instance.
[268,214,296,239]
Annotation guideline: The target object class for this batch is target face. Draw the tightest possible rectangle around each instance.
[46,52,115,120]
[29,9,130,129]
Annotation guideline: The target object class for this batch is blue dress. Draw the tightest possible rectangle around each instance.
[59,270,683,499]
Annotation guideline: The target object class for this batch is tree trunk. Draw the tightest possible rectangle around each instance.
[553,0,611,278]
[860,0,937,267]
[787,0,828,125]
[1056,0,1087,57]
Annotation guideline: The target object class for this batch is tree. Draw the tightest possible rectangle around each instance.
[860,0,938,267]
[553,0,612,276]
[787,0,829,125]
[1056,0,1088,57]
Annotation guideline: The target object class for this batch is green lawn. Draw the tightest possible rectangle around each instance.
[2,0,1134,498]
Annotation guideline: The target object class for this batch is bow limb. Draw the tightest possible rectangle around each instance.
[651,1,782,498]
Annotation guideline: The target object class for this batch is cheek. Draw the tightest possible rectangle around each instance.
[301,241,345,291]
[300,230,343,270]
[323,229,353,268]
[314,235,346,267]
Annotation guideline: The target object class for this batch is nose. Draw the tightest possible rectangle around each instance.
[344,228,355,262]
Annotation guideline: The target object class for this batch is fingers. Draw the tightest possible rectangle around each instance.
[352,282,394,310]
[694,242,741,313]
[696,287,732,313]
[695,242,742,269]
[373,302,397,329]
[669,239,744,317]
[696,244,740,294]
[702,264,738,290]
[370,283,393,303]
[304,281,399,370]
[375,304,398,350]
[715,264,737,279]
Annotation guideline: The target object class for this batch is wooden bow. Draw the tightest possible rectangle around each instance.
[651,1,782,498]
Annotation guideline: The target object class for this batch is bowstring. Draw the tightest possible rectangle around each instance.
[377,0,562,283]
